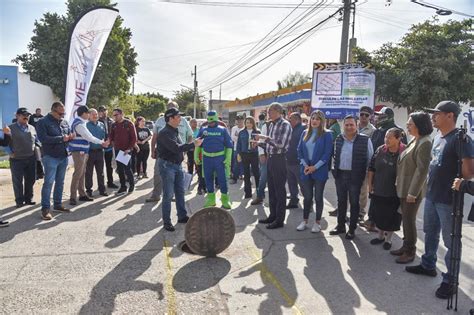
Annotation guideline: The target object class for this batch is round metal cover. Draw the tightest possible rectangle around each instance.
[185,207,236,257]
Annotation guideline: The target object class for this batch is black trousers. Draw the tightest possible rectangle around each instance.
[10,156,36,205]
[115,150,134,188]
[131,150,137,174]
[104,150,114,185]
[136,144,150,175]
[267,154,287,224]
[186,150,195,174]
[335,170,362,231]
[197,163,206,191]
[241,152,260,197]
[85,149,105,193]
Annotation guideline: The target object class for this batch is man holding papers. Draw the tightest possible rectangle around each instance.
[109,108,137,195]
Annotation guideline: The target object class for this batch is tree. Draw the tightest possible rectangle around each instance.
[13,0,138,107]
[173,88,206,118]
[277,71,311,90]
[353,18,473,112]
[134,92,169,120]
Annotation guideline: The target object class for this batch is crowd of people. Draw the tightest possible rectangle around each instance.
[0,99,473,301]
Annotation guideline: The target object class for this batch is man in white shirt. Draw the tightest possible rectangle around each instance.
[69,106,109,205]
[146,101,193,202]
[230,115,244,184]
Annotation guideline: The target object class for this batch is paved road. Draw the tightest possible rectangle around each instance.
[0,162,473,314]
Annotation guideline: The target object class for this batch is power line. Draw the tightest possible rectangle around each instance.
[203,6,343,92]
[156,0,341,9]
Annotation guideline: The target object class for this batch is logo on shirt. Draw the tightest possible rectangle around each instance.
[431,136,446,167]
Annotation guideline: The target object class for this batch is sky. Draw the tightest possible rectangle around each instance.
[0,0,472,101]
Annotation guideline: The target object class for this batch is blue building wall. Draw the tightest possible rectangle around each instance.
[0,65,20,127]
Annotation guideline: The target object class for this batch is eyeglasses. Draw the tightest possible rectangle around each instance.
[359,113,370,117]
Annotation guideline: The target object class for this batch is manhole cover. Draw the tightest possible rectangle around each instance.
[185,207,235,257]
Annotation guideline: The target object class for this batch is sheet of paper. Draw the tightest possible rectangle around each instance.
[116,150,131,165]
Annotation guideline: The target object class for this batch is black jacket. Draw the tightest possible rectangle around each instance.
[157,124,194,164]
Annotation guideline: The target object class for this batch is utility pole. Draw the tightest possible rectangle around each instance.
[219,84,222,101]
[131,76,135,117]
[191,65,198,118]
[348,1,357,62]
[209,90,213,111]
[339,0,351,63]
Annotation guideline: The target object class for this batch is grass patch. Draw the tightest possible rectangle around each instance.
[0,160,10,169]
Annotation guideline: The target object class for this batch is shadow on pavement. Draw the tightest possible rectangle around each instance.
[172,257,231,293]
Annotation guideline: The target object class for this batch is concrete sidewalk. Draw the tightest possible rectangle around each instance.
[0,160,473,314]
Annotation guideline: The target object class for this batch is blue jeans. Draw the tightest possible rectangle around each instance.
[335,171,362,231]
[159,159,187,225]
[301,178,327,221]
[421,198,456,283]
[231,150,243,180]
[41,155,68,209]
[256,159,267,199]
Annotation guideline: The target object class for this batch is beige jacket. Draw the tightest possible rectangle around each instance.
[396,135,432,199]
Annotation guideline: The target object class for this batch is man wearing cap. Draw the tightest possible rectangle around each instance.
[85,109,108,198]
[98,106,117,189]
[5,108,39,208]
[157,108,203,231]
[195,110,234,209]
[146,101,193,203]
[28,108,45,179]
[109,108,137,195]
[358,106,377,227]
[406,101,474,299]
[372,106,407,150]
[36,101,74,220]
[69,106,109,205]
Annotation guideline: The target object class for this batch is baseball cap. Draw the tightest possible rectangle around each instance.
[424,100,461,116]
[16,107,31,116]
[360,106,373,115]
[375,106,394,117]
[164,107,185,122]
[77,105,90,116]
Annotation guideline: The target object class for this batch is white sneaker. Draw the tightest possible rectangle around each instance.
[296,221,307,231]
[311,223,321,233]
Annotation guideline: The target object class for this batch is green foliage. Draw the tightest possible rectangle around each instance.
[134,92,169,120]
[0,160,10,169]
[277,71,311,90]
[173,88,206,118]
[13,0,138,107]
[353,18,473,112]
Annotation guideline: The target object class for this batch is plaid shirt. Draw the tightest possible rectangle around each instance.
[265,117,292,155]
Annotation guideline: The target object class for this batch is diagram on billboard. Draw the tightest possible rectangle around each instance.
[315,72,342,95]
[311,63,375,119]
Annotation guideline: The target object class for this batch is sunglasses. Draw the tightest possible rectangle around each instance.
[359,113,370,117]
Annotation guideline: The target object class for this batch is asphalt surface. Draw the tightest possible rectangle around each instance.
[0,162,473,314]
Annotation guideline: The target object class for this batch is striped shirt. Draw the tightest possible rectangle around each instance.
[266,117,292,155]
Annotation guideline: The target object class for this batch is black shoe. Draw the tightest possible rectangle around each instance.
[286,203,299,209]
[69,198,77,205]
[370,238,385,245]
[178,216,189,223]
[197,189,203,195]
[16,203,25,208]
[0,220,9,228]
[24,200,36,205]
[164,223,175,232]
[329,209,338,217]
[244,194,252,199]
[266,222,284,229]
[86,191,93,198]
[108,183,119,189]
[117,186,127,195]
[99,191,109,196]
[258,218,274,224]
[128,185,135,193]
[405,264,437,277]
[53,205,70,212]
[383,242,392,250]
[435,282,454,299]
[345,230,355,240]
[146,197,161,203]
[329,226,346,235]
[79,195,94,202]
